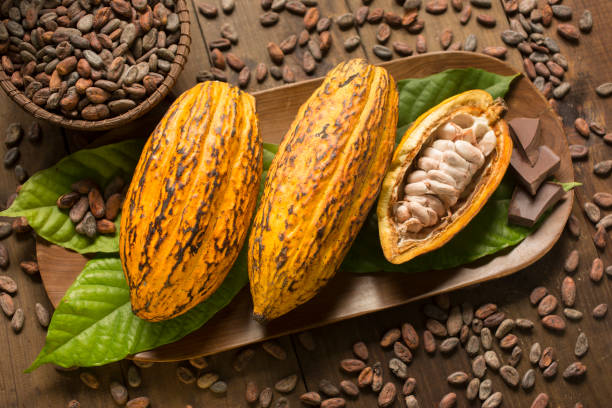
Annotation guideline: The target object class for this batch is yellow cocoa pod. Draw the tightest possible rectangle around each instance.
[377,90,512,264]
[248,59,398,322]
[120,82,262,322]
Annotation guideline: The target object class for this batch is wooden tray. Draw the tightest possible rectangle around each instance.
[36,52,574,362]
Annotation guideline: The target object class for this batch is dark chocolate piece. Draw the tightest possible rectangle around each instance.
[508,182,565,228]
[510,145,560,195]
[509,117,540,166]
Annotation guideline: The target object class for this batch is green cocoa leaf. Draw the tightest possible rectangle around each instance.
[27,254,248,371]
[396,68,519,141]
[344,68,535,273]
[0,140,144,254]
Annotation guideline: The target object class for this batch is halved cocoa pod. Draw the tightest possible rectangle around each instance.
[377,90,512,264]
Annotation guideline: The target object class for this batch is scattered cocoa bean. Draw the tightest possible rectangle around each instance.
[210,380,228,394]
[426,319,448,337]
[20,261,39,276]
[402,377,417,396]
[529,343,542,364]
[0,275,17,293]
[263,341,287,360]
[371,362,383,392]
[357,367,373,388]
[482,46,507,59]
[484,350,501,371]
[574,332,588,357]
[339,380,358,397]
[594,160,612,177]
[475,303,497,319]
[569,145,588,160]
[259,387,273,407]
[595,83,612,98]
[541,314,565,331]
[564,250,579,273]
[300,392,322,406]
[389,358,408,379]
[0,293,15,317]
[479,379,492,400]
[561,277,576,306]
[592,303,608,318]
[557,23,580,41]
[35,302,50,327]
[402,323,419,349]
[466,335,480,356]
[593,226,607,248]
[423,330,436,354]
[539,347,555,369]
[393,341,413,363]
[127,364,142,387]
[484,312,505,327]
[425,0,449,14]
[562,362,587,380]
[80,371,100,389]
[340,358,365,373]
[377,383,396,408]
[439,392,457,408]
[500,365,519,387]
[319,379,340,397]
[260,11,280,27]
[10,308,24,332]
[110,382,128,405]
[564,308,583,321]
[440,337,460,354]
[197,372,218,389]
[380,328,401,347]
[176,366,195,384]
[522,368,536,390]
[500,334,518,349]
[482,392,503,408]
[515,318,534,331]
[372,45,392,60]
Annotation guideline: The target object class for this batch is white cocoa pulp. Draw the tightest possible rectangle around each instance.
[395,112,496,234]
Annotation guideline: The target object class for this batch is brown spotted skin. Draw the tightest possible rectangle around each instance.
[120,81,262,322]
[248,59,398,322]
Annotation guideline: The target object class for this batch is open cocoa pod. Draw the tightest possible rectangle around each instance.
[377,90,513,264]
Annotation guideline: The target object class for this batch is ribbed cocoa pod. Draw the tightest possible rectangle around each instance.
[120,82,262,322]
[248,59,398,322]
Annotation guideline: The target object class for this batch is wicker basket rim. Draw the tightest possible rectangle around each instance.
[0,0,191,132]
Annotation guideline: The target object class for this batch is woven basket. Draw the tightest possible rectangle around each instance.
[0,0,191,132]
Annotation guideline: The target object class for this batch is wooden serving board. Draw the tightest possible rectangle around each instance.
[36,52,574,362]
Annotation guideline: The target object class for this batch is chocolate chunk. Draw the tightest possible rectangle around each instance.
[509,117,540,166]
[508,182,565,227]
[510,145,560,195]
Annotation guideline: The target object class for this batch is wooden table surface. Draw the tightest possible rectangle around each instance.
[1,0,611,407]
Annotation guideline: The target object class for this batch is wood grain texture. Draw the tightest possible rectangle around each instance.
[2,0,611,406]
[36,52,573,362]
[194,0,367,90]
[346,0,523,68]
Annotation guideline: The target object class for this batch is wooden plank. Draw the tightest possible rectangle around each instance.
[294,1,612,406]
[294,238,612,406]
[547,0,612,270]
[345,0,524,70]
[192,0,367,91]
[2,0,612,406]
[0,89,126,407]
[121,337,307,407]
